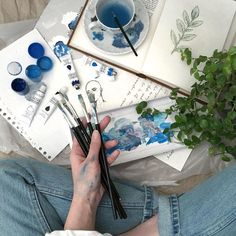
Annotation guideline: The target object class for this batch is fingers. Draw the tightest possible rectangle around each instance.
[99,116,111,132]
[87,130,101,162]
[104,139,117,149]
[107,150,120,165]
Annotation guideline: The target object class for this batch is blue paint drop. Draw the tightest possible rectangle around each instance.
[92,62,97,67]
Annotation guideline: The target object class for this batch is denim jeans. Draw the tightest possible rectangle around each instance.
[0,157,236,236]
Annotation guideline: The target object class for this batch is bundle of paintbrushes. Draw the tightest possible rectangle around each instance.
[54,90,127,220]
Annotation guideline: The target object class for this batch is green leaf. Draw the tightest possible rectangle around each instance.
[191,6,200,20]
[183,10,191,26]
[206,73,213,82]
[171,30,177,46]
[232,55,236,70]
[227,111,236,120]
[228,46,236,56]
[184,139,192,146]
[176,19,185,33]
[229,85,236,96]
[192,135,200,144]
[177,130,184,141]
[182,34,197,41]
[136,101,148,114]
[199,119,208,129]
[207,92,215,106]
[190,20,203,27]
[171,122,179,129]
[221,155,231,162]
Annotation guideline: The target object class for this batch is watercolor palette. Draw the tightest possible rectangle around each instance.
[83,0,150,55]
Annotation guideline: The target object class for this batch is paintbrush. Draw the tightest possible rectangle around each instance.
[112,12,138,57]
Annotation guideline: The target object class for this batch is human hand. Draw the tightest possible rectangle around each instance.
[65,115,120,230]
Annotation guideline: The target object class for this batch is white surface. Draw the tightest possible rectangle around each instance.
[0,29,71,160]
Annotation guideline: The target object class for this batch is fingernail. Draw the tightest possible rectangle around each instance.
[92,130,100,139]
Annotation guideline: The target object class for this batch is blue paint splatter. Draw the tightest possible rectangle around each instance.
[92,32,104,41]
[112,20,144,48]
[53,41,70,58]
[92,62,98,67]
[68,16,79,30]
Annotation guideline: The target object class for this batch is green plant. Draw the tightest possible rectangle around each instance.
[136,46,236,161]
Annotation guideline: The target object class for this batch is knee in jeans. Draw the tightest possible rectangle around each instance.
[0,158,34,187]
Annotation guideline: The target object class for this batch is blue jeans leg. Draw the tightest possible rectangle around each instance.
[158,163,236,236]
[0,157,158,236]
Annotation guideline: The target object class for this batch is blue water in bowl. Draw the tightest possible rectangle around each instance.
[98,3,132,28]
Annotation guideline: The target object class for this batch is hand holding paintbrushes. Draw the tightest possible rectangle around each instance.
[55,90,127,219]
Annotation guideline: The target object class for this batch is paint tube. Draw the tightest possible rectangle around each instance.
[80,56,117,80]
[37,86,68,124]
[21,82,47,126]
[60,53,81,89]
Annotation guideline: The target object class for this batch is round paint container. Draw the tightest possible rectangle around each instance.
[28,42,45,59]
[11,78,29,95]
[37,56,53,71]
[25,64,42,82]
[7,61,22,76]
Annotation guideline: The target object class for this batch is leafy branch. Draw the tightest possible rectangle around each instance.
[171,6,203,54]
[136,46,236,162]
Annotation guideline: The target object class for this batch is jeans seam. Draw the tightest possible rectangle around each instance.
[142,186,154,222]
[194,211,236,236]
[169,195,180,236]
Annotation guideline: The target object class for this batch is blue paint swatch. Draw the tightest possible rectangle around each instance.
[98,3,132,28]
[28,43,45,59]
[11,78,29,95]
[37,56,53,71]
[25,65,42,82]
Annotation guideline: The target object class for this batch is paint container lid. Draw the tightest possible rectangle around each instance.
[7,61,22,76]
[37,56,53,71]
[25,64,42,82]
[28,42,45,59]
[11,78,29,95]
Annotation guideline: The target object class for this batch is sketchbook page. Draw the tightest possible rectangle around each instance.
[68,0,163,74]
[98,96,186,165]
[73,56,171,113]
[0,29,71,160]
[143,0,236,92]
[154,147,192,171]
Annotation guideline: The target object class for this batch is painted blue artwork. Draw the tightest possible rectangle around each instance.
[53,41,70,58]
[112,20,144,48]
[103,112,173,154]
[92,31,104,41]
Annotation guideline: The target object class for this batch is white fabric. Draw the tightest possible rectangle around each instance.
[45,230,112,236]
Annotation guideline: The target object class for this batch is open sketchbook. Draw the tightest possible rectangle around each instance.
[68,0,236,93]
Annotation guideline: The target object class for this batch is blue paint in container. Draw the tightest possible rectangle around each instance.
[11,78,29,95]
[28,42,45,59]
[37,56,53,71]
[98,3,132,28]
[25,64,42,82]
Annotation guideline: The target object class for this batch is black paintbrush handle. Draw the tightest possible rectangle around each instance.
[113,14,138,57]
[71,127,89,156]
[87,121,94,136]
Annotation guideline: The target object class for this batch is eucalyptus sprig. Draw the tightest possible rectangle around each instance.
[171,6,203,55]
[137,46,236,161]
